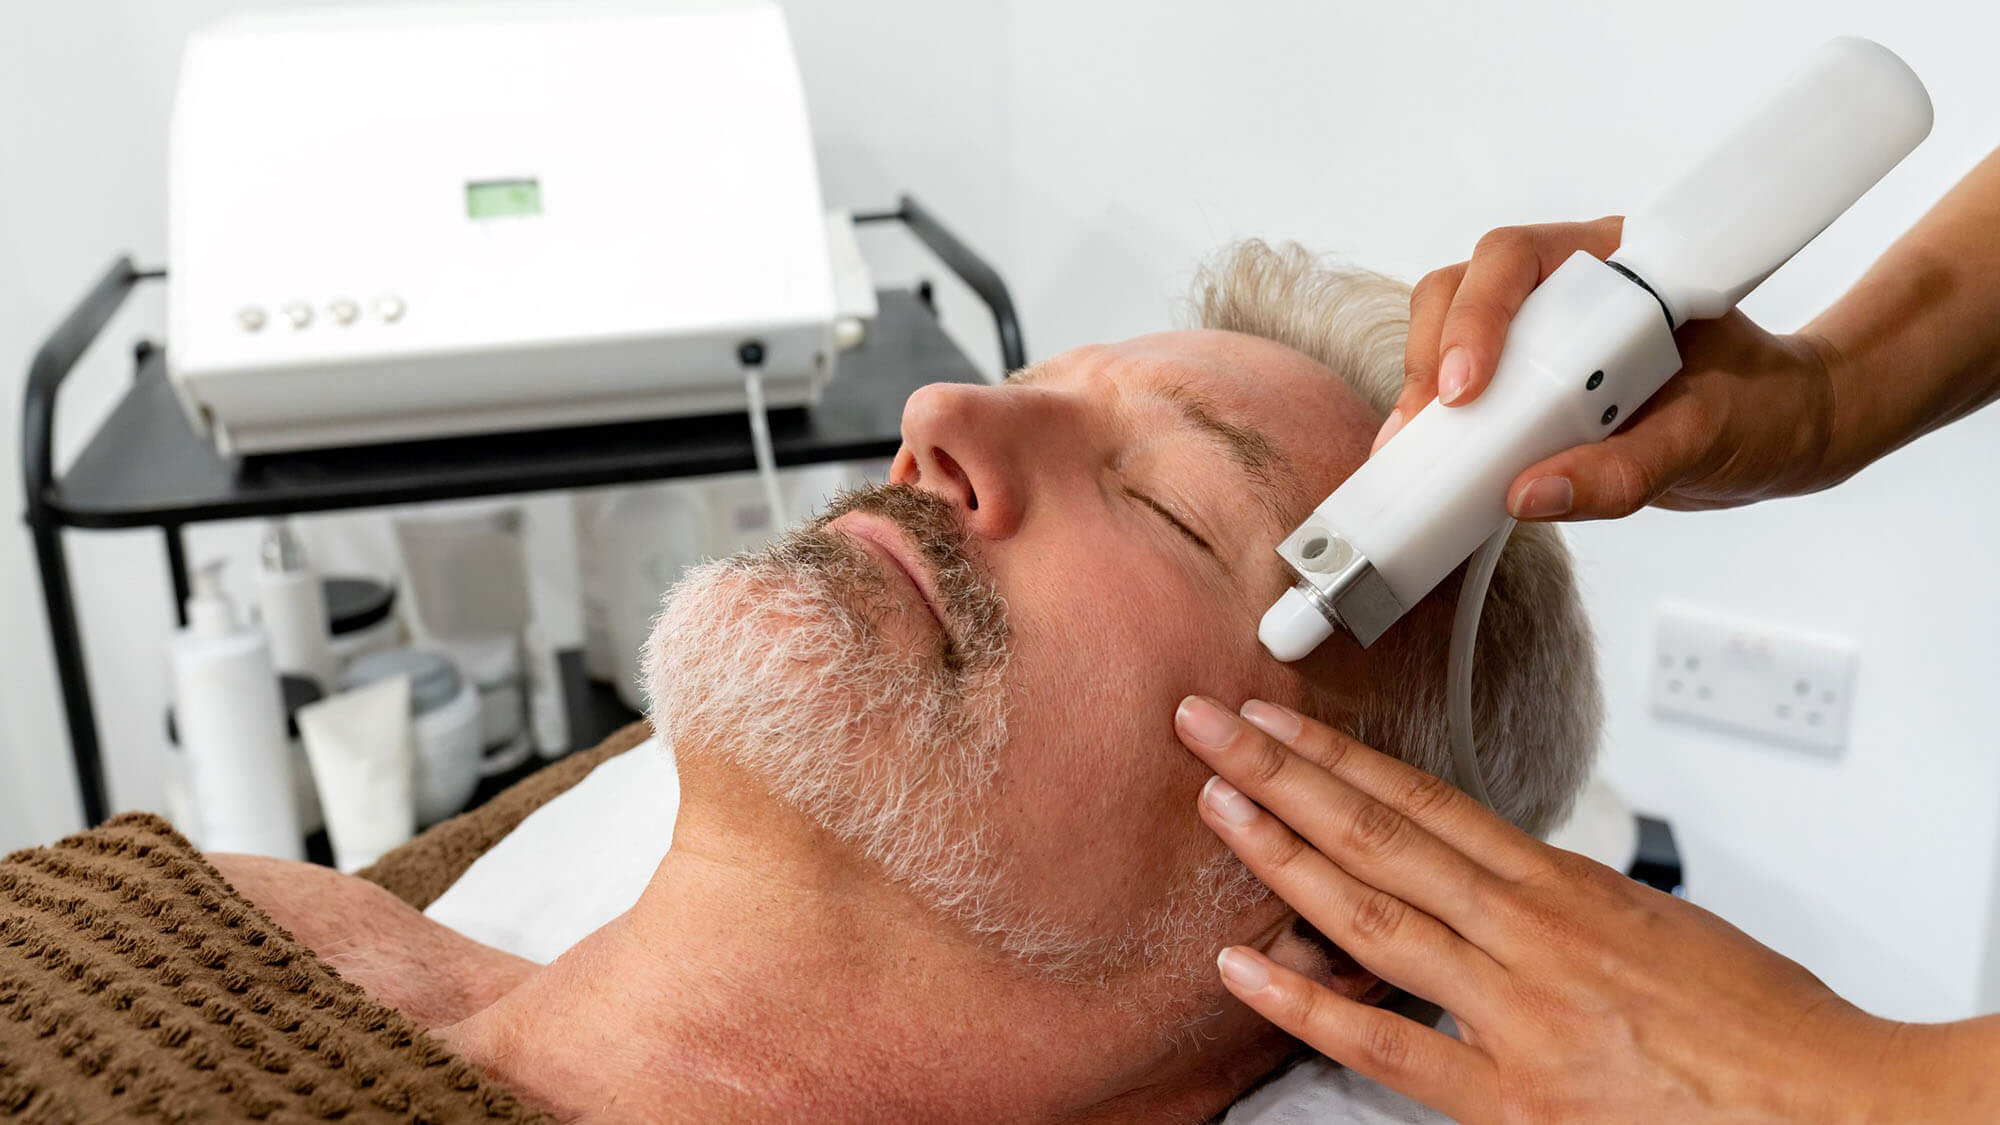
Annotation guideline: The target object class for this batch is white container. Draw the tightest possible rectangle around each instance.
[159,730,203,845]
[299,677,415,872]
[394,507,532,639]
[602,484,711,712]
[698,471,777,558]
[522,618,568,762]
[575,488,620,685]
[342,649,484,825]
[167,673,325,841]
[168,560,302,858]
[325,575,401,671]
[257,520,338,693]
[429,633,530,774]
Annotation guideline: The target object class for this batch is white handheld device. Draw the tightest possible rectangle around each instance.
[1261,38,1932,662]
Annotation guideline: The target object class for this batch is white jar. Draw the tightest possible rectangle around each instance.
[325,576,401,672]
[341,649,483,826]
[428,633,528,774]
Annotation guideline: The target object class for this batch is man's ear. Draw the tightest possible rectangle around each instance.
[1255,914,1393,1007]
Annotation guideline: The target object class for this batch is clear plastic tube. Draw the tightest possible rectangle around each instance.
[742,367,789,528]
[1447,519,1512,808]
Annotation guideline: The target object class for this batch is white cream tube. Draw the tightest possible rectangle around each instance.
[297,677,415,873]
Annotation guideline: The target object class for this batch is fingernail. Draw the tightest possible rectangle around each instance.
[1438,348,1472,405]
[1239,700,1302,744]
[1178,696,1240,750]
[1202,775,1263,826]
[1370,409,1406,455]
[1218,947,1271,991]
[1512,476,1574,519]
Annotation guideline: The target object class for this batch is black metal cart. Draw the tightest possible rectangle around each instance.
[23,196,1024,828]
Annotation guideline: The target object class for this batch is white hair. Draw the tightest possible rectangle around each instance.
[1189,240,1602,836]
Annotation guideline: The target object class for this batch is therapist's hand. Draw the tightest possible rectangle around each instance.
[1382,218,1845,522]
[1173,694,1935,1124]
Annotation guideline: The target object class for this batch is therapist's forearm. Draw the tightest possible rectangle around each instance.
[1806,146,2000,485]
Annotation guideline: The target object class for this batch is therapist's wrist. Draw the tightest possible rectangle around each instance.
[1787,327,1872,496]
[1868,1015,2000,1123]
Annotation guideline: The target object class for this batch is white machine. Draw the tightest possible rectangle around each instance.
[168,0,873,455]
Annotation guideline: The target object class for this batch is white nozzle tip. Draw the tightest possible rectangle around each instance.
[1260,588,1336,662]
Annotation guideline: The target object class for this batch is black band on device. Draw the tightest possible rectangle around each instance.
[1606,260,1677,331]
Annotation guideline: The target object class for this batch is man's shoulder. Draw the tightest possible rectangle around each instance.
[0,812,549,1122]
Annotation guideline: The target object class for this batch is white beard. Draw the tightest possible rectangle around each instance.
[641,488,1267,990]
[644,544,1013,925]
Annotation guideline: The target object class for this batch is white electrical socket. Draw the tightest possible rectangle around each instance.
[1650,604,1859,753]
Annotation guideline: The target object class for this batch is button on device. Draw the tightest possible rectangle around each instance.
[328,298,359,325]
[374,295,406,323]
[283,301,313,329]
[237,306,267,333]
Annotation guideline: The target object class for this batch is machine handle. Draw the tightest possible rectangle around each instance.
[21,257,163,525]
[855,194,1028,372]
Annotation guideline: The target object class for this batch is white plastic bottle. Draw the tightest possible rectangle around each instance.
[169,559,304,858]
[258,519,338,692]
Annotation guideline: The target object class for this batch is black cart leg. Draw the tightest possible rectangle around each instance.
[30,520,109,826]
[165,524,191,627]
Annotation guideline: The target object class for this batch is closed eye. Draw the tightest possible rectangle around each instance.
[1125,487,1215,555]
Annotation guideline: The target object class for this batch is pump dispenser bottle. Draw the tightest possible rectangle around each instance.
[169,559,303,858]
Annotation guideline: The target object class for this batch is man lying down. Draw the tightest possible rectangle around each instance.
[0,242,1600,1123]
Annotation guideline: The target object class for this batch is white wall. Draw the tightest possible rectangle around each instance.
[5,0,1998,1024]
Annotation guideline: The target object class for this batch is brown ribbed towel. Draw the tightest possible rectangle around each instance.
[0,813,551,1123]
[358,720,654,911]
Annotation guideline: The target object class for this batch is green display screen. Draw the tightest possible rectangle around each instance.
[466,178,542,219]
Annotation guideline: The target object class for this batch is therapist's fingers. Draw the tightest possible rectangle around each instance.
[1215,945,1496,1124]
[1504,311,1838,522]
[1434,218,1625,407]
[1234,699,1543,880]
[1196,774,1504,1009]
[1383,262,1466,452]
[1176,697,1508,938]
[1506,386,1724,520]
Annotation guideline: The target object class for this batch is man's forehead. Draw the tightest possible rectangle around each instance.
[1025,329,1380,503]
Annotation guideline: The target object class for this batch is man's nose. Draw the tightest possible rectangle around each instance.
[889,382,1032,539]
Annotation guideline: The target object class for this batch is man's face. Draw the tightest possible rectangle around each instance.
[648,329,1381,989]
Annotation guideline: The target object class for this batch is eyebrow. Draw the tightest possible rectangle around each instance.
[1150,380,1300,532]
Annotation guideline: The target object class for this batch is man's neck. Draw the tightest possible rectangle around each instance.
[437,776,1257,1123]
